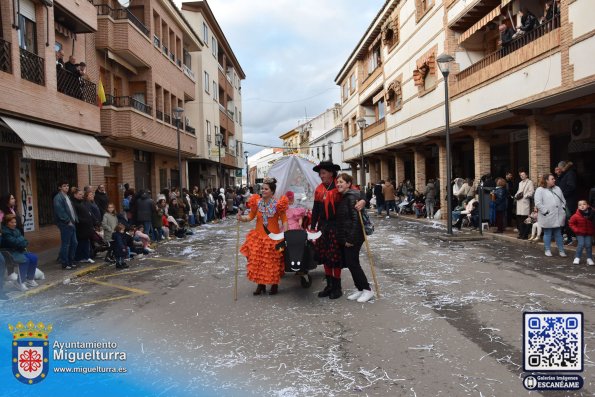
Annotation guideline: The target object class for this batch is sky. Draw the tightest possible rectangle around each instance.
[174,0,386,155]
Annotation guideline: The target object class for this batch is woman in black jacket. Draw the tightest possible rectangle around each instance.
[72,188,95,263]
[336,173,374,303]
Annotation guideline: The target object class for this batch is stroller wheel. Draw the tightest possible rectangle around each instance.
[300,274,312,288]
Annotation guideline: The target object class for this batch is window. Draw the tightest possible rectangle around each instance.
[203,22,209,44]
[35,161,77,227]
[213,81,217,100]
[367,43,381,75]
[54,42,62,52]
[317,147,320,159]
[211,37,217,57]
[415,0,434,22]
[344,122,349,140]
[18,15,36,52]
[235,106,238,122]
[204,71,210,93]
[349,74,356,93]
[342,83,348,101]
[351,116,357,137]
[239,111,242,125]
[377,99,385,120]
[382,15,399,49]
[386,78,403,113]
[206,120,212,142]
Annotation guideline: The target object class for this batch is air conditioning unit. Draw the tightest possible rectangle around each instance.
[570,116,592,141]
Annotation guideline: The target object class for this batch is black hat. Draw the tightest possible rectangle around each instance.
[313,161,340,173]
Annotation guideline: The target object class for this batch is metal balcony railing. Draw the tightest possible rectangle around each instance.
[104,95,152,115]
[95,4,149,37]
[164,113,171,124]
[169,52,175,62]
[57,67,97,105]
[20,48,44,85]
[153,35,160,48]
[162,45,168,55]
[458,14,561,81]
[0,38,11,73]
[156,109,163,121]
[185,125,196,135]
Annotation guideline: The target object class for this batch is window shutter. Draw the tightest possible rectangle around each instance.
[19,0,36,22]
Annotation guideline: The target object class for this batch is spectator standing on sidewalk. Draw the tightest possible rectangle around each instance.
[492,178,508,233]
[505,172,515,228]
[53,181,78,270]
[514,170,534,239]
[534,174,567,258]
[94,185,109,218]
[557,161,577,244]
[425,180,436,219]
[72,188,95,264]
[134,190,154,239]
[383,180,396,218]
[373,180,385,217]
[568,200,594,266]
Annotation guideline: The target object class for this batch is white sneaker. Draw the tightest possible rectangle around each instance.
[347,290,363,301]
[25,279,38,288]
[559,252,567,258]
[357,289,375,303]
[13,281,28,292]
[587,259,594,266]
[573,258,580,265]
[386,216,390,219]
[146,248,155,253]
[84,258,95,264]
[545,251,552,257]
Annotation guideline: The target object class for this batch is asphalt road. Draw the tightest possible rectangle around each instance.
[3,216,594,396]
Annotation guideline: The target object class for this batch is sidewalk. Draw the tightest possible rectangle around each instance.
[373,210,580,256]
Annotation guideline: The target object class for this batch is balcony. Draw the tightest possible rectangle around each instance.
[164,113,171,124]
[57,68,97,105]
[96,5,149,37]
[153,35,160,48]
[363,118,385,140]
[156,109,163,121]
[104,95,152,116]
[182,64,195,81]
[455,15,561,93]
[0,38,11,74]
[20,48,44,85]
[185,124,196,135]
[54,0,98,33]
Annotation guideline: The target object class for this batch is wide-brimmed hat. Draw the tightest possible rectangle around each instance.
[313,161,340,173]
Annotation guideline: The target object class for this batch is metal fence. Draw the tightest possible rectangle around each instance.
[0,38,11,74]
[20,48,44,85]
[57,67,97,105]
[104,95,152,115]
[95,4,149,37]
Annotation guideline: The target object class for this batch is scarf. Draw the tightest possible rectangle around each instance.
[258,198,278,227]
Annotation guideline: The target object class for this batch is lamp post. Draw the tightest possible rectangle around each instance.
[244,150,249,188]
[436,53,455,235]
[328,140,334,163]
[215,132,223,188]
[356,117,367,188]
[172,107,184,189]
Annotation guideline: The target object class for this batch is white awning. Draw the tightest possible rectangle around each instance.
[1,116,110,166]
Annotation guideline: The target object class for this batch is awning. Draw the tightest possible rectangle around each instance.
[1,116,110,166]
[458,5,502,45]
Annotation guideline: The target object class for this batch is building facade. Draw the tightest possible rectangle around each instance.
[95,0,203,206]
[0,0,109,249]
[336,0,595,215]
[247,148,283,185]
[182,0,245,190]
[305,104,351,172]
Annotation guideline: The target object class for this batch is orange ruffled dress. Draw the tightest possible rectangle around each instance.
[240,195,289,285]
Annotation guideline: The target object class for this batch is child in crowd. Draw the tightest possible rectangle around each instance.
[527,207,542,242]
[112,224,129,269]
[568,200,594,266]
[134,225,154,253]
[470,201,480,229]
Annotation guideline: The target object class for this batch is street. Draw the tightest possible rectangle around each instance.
[2,216,594,396]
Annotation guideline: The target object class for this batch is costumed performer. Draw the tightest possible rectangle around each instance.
[238,178,289,295]
[285,191,306,231]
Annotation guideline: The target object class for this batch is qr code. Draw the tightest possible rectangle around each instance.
[524,312,583,372]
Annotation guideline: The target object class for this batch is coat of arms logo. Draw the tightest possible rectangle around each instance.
[9,320,52,385]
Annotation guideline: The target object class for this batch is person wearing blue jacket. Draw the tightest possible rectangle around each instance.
[1,214,38,291]
[53,181,78,270]
[493,178,508,233]
[112,224,129,269]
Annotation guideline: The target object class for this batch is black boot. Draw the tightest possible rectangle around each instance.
[329,277,343,300]
[454,218,462,230]
[318,276,332,297]
[253,284,266,295]
[269,284,278,295]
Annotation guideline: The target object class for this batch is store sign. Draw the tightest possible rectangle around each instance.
[210,147,221,157]
[235,169,242,177]
[20,158,35,232]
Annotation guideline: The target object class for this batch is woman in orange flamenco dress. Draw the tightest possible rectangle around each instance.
[238,178,289,295]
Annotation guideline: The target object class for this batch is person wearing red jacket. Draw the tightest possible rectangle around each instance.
[568,200,594,266]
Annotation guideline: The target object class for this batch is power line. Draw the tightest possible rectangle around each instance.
[239,140,333,150]
[243,87,339,104]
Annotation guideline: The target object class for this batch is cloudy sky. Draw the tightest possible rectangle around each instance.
[175,0,386,155]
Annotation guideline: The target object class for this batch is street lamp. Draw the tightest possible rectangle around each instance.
[356,117,367,188]
[244,150,249,188]
[172,107,184,189]
[215,132,223,188]
[436,53,455,235]
[328,141,334,162]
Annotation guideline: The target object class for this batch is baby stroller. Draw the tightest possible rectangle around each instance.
[91,228,110,259]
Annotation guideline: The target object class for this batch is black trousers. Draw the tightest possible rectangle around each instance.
[340,244,370,291]
[516,215,529,238]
